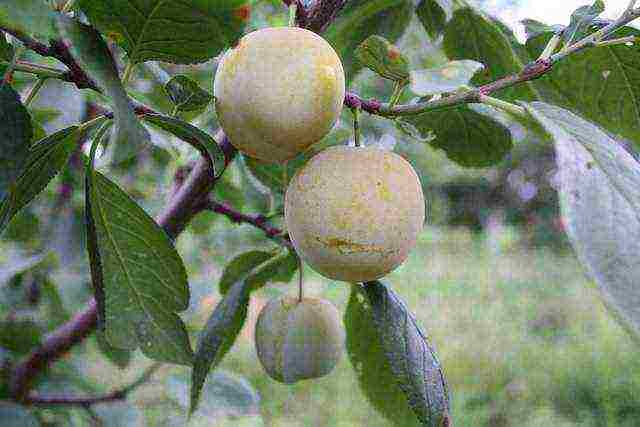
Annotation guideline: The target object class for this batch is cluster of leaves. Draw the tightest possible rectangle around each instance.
[1,0,640,425]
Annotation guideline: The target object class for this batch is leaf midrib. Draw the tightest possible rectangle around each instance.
[92,172,184,357]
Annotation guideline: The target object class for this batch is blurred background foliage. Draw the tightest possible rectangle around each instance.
[1,0,638,426]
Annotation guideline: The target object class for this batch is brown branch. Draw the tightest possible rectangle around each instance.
[23,363,161,407]
[292,0,350,33]
[344,7,640,118]
[343,59,553,117]
[9,133,236,402]
[0,26,100,92]
[24,392,124,407]
[205,200,291,248]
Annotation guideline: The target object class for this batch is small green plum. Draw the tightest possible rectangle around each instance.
[254,295,345,384]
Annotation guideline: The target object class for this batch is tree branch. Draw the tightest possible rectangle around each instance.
[292,0,350,33]
[344,6,640,118]
[205,200,291,248]
[9,133,236,402]
[0,26,100,92]
[22,363,161,407]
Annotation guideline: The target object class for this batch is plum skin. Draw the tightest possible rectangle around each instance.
[214,27,345,163]
[285,146,426,282]
[254,295,345,384]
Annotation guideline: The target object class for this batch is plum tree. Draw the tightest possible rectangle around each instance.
[3,0,639,425]
[214,27,345,163]
[254,295,345,384]
[285,146,426,282]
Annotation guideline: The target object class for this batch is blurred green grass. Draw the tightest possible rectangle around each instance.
[83,227,640,426]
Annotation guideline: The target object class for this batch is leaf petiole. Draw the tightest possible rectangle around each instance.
[478,94,526,118]
[288,3,298,27]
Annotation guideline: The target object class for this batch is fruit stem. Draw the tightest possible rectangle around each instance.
[388,80,405,108]
[288,3,298,27]
[352,107,361,147]
[121,61,135,86]
[297,255,304,302]
[24,78,48,107]
[1,45,26,87]
[61,0,77,13]
[281,161,289,235]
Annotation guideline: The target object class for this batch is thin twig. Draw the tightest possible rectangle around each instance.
[0,25,100,92]
[23,363,161,407]
[205,200,291,248]
[344,7,640,118]
[594,35,637,47]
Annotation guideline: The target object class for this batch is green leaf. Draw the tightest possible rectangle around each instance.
[363,281,450,426]
[0,319,42,354]
[409,60,483,96]
[345,286,421,426]
[191,279,251,415]
[526,101,640,338]
[520,18,564,40]
[192,252,292,414]
[0,402,38,427]
[219,250,297,295]
[164,75,214,113]
[395,119,436,143]
[564,0,605,45]
[0,253,46,285]
[169,371,260,419]
[91,402,143,427]
[245,251,297,289]
[56,17,150,158]
[78,0,249,65]
[219,250,274,294]
[443,7,539,101]
[96,331,132,369]
[403,105,513,167]
[141,114,225,177]
[241,155,296,194]
[355,35,410,82]
[0,0,57,39]
[85,163,193,366]
[0,33,13,62]
[526,27,640,145]
[325,0,414,83]
[40,277,70,330]
[416,0,452,39]
[0,85,33,201]
[0,126,77,236]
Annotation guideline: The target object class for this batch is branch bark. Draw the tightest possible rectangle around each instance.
[9,133,236,401]
[205,199,291,248]
[344,7,640,117]
[23,363,161,407]
[0,26,100,92]
[293,0,350,33]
